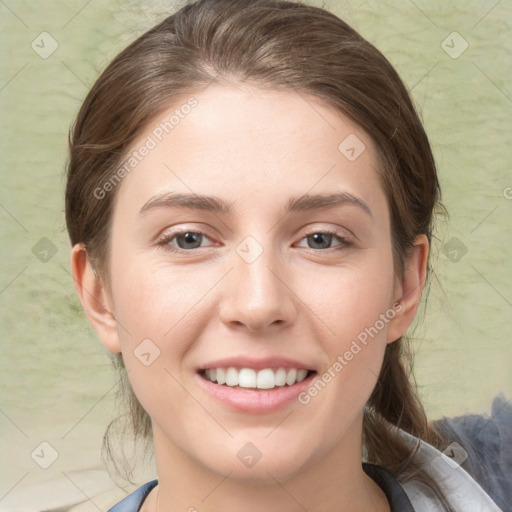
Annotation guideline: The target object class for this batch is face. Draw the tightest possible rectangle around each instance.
[89,83,413,483]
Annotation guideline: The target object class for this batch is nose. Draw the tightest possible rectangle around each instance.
[218,242,297,333]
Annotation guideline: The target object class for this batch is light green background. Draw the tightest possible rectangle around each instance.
[1,0,511,509]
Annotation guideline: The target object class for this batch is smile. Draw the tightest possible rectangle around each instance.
[196,367,317,413]
[200,367,314,390]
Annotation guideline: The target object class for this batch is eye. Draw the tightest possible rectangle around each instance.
[158,230,214,252]
[296,231,350,250]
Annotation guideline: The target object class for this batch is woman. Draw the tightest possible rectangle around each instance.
[65,0,510,510]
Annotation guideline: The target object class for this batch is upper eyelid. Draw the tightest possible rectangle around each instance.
[156,224,215,240]
[157,227,351,248]
[157,230,215,245]
[294,231,351,248]
[295,225,353,244]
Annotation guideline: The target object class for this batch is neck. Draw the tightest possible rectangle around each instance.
[145,424,390,512]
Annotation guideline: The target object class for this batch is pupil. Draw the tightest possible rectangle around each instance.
[179,232,201,249]
[310,233,331,249]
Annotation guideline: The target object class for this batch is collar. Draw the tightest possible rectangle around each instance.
[363,463,415,511]
[395,429,503,511]
[108,431,502,512]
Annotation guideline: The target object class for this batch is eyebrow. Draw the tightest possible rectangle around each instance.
[139,191,372,218]
[286,192,372,218]
[140,192,233,215]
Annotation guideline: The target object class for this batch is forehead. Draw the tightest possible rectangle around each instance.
[112,83,386,220]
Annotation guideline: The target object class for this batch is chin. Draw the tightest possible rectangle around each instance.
[214,453,311,485]
[223,436,316,483]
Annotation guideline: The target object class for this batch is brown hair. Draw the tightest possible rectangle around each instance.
[66,0,449,505]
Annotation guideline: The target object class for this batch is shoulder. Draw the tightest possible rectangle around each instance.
[432,392,512,511]
[107,480,158,512]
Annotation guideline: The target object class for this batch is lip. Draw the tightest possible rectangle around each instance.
[197,356,314,372]
[196,368,316,414]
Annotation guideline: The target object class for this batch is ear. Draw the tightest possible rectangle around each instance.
[71,243,122,353]
[386,234,429,343]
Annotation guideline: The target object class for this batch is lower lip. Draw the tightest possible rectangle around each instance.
[196,372,316,414]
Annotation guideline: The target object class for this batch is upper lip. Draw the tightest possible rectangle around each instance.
[197,356,315,372]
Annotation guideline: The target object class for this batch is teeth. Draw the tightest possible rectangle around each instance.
[202,367,311,389]
[238,368,256,388]
[275,367,287,386]
[296,369,308,382]
[256,368,275,389]
[216,368,226,385]
[285,368,297,386]
[225,367,239,386]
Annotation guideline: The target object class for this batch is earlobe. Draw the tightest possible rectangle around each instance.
[386,234,429,344]
[70,244,122,353]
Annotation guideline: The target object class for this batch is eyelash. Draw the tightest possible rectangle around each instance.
[156,229,352,254]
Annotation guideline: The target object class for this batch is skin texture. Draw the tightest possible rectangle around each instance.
[72,83,428,512]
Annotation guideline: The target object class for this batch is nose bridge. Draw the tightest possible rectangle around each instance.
[220,235,295,331]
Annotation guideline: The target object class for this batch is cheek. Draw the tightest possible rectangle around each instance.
[302,258,396,345]
[110,254,209,343]
[108,256,224,414]
[299,255,395,401]
[299,275,392,439]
